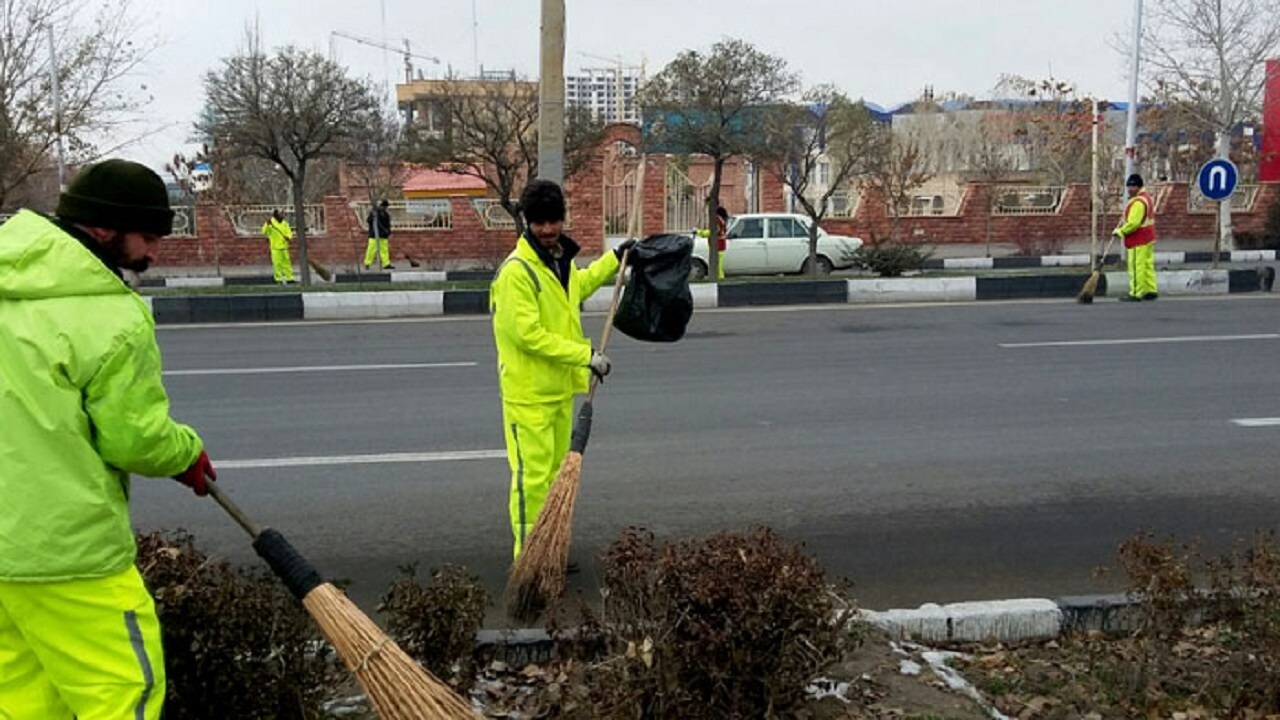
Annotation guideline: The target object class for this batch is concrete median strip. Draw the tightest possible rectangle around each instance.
[144,265,1273,324]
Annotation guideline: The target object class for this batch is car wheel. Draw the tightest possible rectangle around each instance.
[689,258,709,280]
[802,255,835,275]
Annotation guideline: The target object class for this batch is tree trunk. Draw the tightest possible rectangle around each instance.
[293,172,311,286]
[708,156,725,281]
[1216,131,1234,254]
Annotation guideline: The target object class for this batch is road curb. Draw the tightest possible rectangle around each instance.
[472,593,1142,665]
[145,267,1273,324]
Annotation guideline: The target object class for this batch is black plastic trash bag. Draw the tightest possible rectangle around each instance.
[612,234,694,342]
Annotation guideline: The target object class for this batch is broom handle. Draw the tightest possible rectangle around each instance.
[206,482,263,538]
[587,155,645,401]
[1097,232,1118,270]
[588,245,631,402]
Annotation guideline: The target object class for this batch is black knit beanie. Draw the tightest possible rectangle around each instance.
[519,179,566,225]
[56,159,175,236]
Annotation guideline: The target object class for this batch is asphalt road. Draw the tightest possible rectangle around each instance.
[134,294,1280,623]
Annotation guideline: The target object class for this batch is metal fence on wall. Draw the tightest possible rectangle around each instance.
[171,206,197,237]
[1188,184,1259,214]
[991,186,1067,215]
[352,199,452,231]
[225,205,327,236]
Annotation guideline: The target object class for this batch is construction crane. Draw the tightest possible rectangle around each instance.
[329,30,442,83]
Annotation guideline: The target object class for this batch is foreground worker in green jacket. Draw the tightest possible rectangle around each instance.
[490,179,630,558]
[0,159,217,719]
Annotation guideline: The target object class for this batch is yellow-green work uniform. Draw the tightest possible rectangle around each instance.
[1114,191,1157,299]
[262,217,295,283]
[0,210,204,719]
[364,206,393,269]
[490,234,620,557]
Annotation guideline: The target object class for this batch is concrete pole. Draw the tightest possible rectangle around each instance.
[46,26,66,191]
[537,0,566,184]
[1123,0,1142,181]
[1091,98,1099,265]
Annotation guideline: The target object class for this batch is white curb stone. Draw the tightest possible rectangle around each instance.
[865,598,1063,644]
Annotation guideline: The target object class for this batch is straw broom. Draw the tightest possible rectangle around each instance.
[307,257,333,282]
[1077,232,1119,304]
[505,158,647,623]
[206,482,478,719]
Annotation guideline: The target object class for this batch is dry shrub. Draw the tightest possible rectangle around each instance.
[1094,532,1280,714]
[136,530,341,719]
[378,563,489,692]
[586,526,863,719]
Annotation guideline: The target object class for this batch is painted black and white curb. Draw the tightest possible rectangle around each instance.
[143,267,1274,324]
[140,249,1277,290]
[922,249,1275,271]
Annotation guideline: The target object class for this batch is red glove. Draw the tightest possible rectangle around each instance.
[174,450,216,496]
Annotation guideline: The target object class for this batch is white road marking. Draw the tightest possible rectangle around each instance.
[217,450,506,469]
[1000,333,1280,349]
[164,361,476,376]
[1232,418,1280,428]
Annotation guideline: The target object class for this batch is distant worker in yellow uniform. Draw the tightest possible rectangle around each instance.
[261,209,295,284]
[1113,173,1158,301]
[695,205,729,279]
[364,199,394,271]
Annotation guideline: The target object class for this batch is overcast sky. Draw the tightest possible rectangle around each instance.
[130,0,1136,170]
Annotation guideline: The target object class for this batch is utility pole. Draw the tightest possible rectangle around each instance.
[537,0,565,184]
[1091,98,1100,265]
[46,26,66,191]
[1123,0,1143,181]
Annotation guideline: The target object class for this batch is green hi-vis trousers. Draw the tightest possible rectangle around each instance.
[270,245,295,283]
[364,237,391,268]
[0,566,164,720]
[502,398,574,559]
[1126,243,1157,298]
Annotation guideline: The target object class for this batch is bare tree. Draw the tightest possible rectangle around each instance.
[0,0,155,211]
[639,38,799,279]
[757,86,880,276]
[994,75,1096,185]
[405,76,602,235]
[1141,0,1280,249]
[862,133,934,243]
[965,111,1023,256]
[196,32,382,285]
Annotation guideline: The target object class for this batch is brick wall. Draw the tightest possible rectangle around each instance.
[156,171,1279,269]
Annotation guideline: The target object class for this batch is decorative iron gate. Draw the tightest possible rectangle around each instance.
[664,165,710,233]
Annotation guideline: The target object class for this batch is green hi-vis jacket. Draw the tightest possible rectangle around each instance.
[262,217,293,250]
[0,210,203,581]
[490,235,620,405]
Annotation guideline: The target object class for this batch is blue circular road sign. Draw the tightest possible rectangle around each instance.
[1197,158,1239,201]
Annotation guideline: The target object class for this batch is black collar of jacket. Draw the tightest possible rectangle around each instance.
[524,232,579,291]
[51,215,124,279]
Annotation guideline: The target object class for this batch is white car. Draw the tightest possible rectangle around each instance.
[689,213,863,279]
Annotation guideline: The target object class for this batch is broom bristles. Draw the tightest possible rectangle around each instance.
[505,451,583,623]
[302,583,477,719]
[1076,269,1101,304]
[308,258,332,282]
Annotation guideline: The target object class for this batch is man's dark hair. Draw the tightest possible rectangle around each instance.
[519,179,566,225]
[716,206,729,221]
